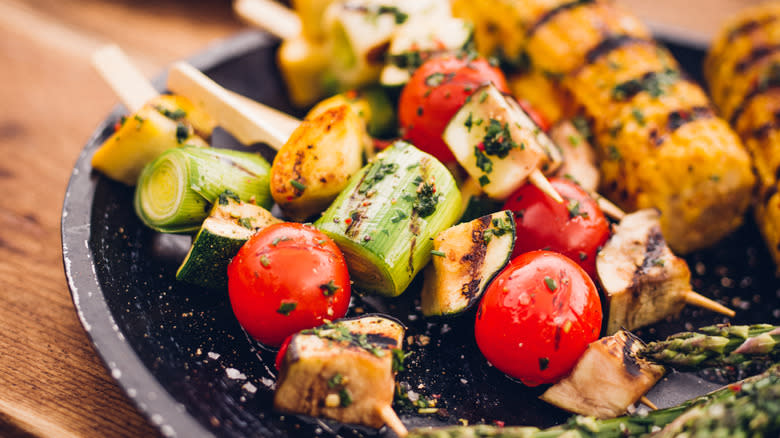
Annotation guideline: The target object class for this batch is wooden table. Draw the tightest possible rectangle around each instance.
[0,0,766,436]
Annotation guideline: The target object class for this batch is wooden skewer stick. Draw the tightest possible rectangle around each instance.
[91,44,158,112]
[233,0,301,40]
[376,404,408,438]
[529,169,564,203]
[591,193,626,221]
[166,62,290,150]
[684,291,736,317]
[226,90,300,140]
[639,396,658,410]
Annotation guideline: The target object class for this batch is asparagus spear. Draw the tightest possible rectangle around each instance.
[640,324,779,371]
[408,365,780,438]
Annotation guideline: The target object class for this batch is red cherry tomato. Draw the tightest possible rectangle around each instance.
[474,251,602,386]
[502,177,610,279]
[398,55,510,164]
[227,223,351,347]
[517,99,550,133]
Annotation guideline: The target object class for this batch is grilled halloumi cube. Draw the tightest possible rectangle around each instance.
[540,330,665,418]
[597,209,693,334]
[274,315,406,432]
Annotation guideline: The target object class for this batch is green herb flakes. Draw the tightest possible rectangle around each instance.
[277,301,296,316]
[290,179,307,191]
[539,357,550,371]
[544,276,557,292]
[431,250,446,257]
[319,280,340,296]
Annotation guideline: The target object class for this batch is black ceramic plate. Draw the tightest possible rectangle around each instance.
[62,30,780,438]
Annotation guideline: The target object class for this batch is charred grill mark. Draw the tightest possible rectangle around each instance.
[621,332,642,377]
[727,16,778,43]
[408,237,416,274]
[734,44,780,73]
[583,34,650,68]
[610,69,685,102]
[640,225,666,271]
[291,150,306,196]
[651,106,714,147]
[730,68,780,125]
[460,215,491,300]
[751,109,780,140]
[526,0,596,38]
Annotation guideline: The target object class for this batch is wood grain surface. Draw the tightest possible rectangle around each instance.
[0,0,764,437]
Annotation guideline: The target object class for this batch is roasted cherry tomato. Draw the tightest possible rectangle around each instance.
[398,55,510,164]
[228,223,351,347]
[475,251,602,386]
[502,177,610,279]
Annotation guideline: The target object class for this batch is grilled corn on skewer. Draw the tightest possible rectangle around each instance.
[453,0,755,254]
[706,3,780,271]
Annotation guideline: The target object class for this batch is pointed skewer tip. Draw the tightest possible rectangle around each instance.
[529,169,563,203]
[377,404,408,437]
[684,291,736,317]
[639,395,658,410]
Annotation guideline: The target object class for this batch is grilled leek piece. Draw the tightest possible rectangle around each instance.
[597,209,732,334]
[274,315,407,435]
[540,330,665,419]
[270,103,368,221]
[316,141,461,296]
[452,0,755,254]
[92,94,215,185]
[706,4,780,271]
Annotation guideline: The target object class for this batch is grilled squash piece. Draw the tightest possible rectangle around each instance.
[175,193,281,290]
[453,0,755,254]
[421,211,515,317]
[706,4,780,271]
[540,330,665,419]
[274,315,406,432]
[91,94,214,185]
[270,104,368,221]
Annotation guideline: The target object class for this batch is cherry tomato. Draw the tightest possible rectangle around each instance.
[474,251,602,386]
[517,99,550,133]
[228,223,351,347]
[502,177,610,279]
[398,55,510,164]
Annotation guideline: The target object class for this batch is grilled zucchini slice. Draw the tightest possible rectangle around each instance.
[421,210,515,317]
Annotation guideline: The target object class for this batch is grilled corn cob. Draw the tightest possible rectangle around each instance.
[452,0,755,254]
[706,3,780,271]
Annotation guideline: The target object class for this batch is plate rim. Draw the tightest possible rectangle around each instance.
[60,30,277,438]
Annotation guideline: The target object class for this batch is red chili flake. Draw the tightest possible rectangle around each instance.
[344,217,353,225]
[362,201,370,207]
[729,383,743,393]
[493,420,505,428]
[476,142,485,151]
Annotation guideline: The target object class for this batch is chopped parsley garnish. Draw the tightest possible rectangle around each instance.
[319,280,340,296]
[271,236,291,246]
[631,107,646,126]
[479,90,488,103]
[390,209,408,224]
[566,199,589,219]
[652,258,665,267]
[260,254,270,267]
[568,134,580,146]
[478,175,491,186]
[430,250,446,257]
[302,323,387,357]
[359,161,398,193]
[391,348,408,373]
[482,118,517,158]
[339,388,353,407]
[218,190,241,205]
[607,145,622,161]
[464,112,474,132]
[544,276,557,292]
[579,251,588,261]
[277,301,296,315]
[327,373,344,388]
[155,105,187,120]
[539,357,550,371]
[424,72,454,87]
[290,179,307,191]
[474,147,493,174]
[175,122,189,143]
[238,217,253,229]
[571,116,591,140]
[376,5,408,24]
[413,182,440,218]
[483,216,514,243]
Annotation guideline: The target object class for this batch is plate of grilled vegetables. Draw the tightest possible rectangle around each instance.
[62,0,780,437]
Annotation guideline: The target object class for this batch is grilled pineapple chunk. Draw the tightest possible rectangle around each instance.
[442,83,562,200]
[597,209,693,334]
[540,331,665,419]
[91,94,214,185]
[274,315,406,431]
[270,103,368,221]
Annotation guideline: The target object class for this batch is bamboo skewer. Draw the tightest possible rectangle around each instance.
[233,0,301,40]
[91,44,158,112]
[640,395,658,410]
[684,291,736,317]
[166,62,290,150]
[376,404,408,437]
[529,169,564,203]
